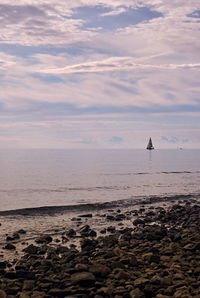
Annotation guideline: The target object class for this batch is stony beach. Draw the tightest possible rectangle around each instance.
[0,196,200,297]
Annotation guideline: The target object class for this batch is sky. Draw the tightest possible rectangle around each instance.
[0,0,200,149]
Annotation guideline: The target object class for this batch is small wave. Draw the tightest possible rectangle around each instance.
[104,170,200,176]
[0,193,200,217]
[0,185,130,194]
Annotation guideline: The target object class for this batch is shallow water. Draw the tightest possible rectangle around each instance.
[0,149,200,211]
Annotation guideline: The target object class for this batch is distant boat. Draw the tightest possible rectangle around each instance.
[146,137,154,150]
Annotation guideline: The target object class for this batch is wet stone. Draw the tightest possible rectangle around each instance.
[35,235,52,244]
[0,203,199,297]
[71,272,96,286]
[0,261,7,269]
[134,278,149,288]
[107,226,116,233]
[89,264,111,277]
[48,288,72,297]
[133,219,144,226]
[4,243,16,250]
[88,229,97,237]
[66,228,76,237]
[23,244,38,254]
[23,280,35,290]
[79,214,93,218]
[17,229,26,234]
[0,290,6,298]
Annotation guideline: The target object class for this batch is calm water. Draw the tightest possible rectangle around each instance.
[0,149,200,211]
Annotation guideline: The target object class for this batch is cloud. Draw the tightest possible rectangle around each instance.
[0,3,92,46]
[0,1,200,148]
[0,52,17,68]
[0,0,198,47]
[162,136,179,144]
[100,7,127,17]
[161,136,189,144]
[109,136,123,144]
[37,56,200,74]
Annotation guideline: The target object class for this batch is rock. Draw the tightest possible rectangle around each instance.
[145,225,167,241]
[6,284,20,295]
[114,269,130,280]
[96,287,113,296]
[133,218,144,226]
[89,264,111,277]
[66,228,76,237]
[142,252,160,263]
[80,224,90,232]
[107,226,116,233]
[75,263,88,271]
[80,225,90,236]
[23,244,38,254]
[23,280,35,290]
[71,217,81,221]
[35,235,52,244]
[150,275,161,285]
[18,293,30,298]
[79,213,93,218]
[0,290,6,298]
[115,214,126,221]
[130,288,145,298]
[134,278,149,288]
[56,245,69,254]
[12,232,20,240]
[31,291,46,298]
[48,288,71,297]
[71,272,96,286]
[6,236,14,241]
[15,270,35,279]
[100,228,106,234]
[0,261,7,269]
[0,203,199,297]
[4,243,16,250]
[113,247,122,256]
[88,229,97,237]
[17,229,26,234]
[106,215,115,221]
[81,238,97,250]
[173,286,190,297]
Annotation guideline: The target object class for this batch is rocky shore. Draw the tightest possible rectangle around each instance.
[0,200,200,297]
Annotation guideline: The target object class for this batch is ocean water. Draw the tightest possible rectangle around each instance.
[0,149,200,211]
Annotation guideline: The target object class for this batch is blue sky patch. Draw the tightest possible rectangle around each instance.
[32,74,64,83]
[0,44,84,59]
[187,10,200,18]
[71,6,162,31]
[110,136,123,144]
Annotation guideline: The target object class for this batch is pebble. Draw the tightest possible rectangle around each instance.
[0,203,199,297]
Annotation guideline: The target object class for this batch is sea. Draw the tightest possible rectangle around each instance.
[0,149,200,212]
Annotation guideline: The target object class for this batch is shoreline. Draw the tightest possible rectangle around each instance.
[0,193,197,216]
[0,198,199,297]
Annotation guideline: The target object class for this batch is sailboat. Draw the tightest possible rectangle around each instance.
[146,137,154,150]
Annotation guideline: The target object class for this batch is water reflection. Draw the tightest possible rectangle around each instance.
[148,150,152,171]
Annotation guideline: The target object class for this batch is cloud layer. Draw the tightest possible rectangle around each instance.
[0,0,200,148]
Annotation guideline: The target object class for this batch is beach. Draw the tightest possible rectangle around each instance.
[0,195,200,297]
[1,0,200,295]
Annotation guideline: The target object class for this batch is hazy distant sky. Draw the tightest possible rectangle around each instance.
[0,0,200,148]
